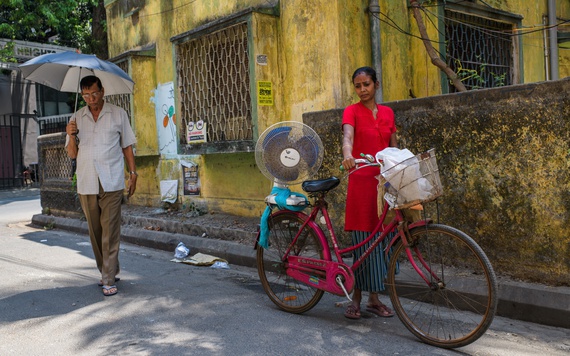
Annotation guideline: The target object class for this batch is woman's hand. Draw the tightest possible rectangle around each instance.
[342,156,356,171]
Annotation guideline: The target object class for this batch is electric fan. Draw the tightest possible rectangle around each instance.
[255,121,324,186]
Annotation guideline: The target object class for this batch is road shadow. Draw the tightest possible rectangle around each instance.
[0,284,101,322]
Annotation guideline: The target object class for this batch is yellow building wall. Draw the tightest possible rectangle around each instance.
[381,0,568,100]
[104,0,570,216]
[252,12,282,135]
[131,55,158,155]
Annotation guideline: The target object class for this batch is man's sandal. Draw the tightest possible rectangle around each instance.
[102,285,118,296]
[98,277,120,286]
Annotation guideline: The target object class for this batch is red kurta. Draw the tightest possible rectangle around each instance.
[342,102,396,231]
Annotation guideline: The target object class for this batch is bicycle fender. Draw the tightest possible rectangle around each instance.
[385,219,433,254]
[408,218,432,230]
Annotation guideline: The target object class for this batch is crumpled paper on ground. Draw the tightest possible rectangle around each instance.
[171,252,228,266]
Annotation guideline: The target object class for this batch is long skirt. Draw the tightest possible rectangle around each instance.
[352,230,395,292]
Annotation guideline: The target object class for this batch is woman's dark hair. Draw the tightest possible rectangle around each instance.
[80,75,103,90]
[351,66,377,83]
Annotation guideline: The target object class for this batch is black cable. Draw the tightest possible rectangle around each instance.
[137,0,198,18]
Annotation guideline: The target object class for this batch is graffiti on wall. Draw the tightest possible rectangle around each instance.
[152,82,177,154]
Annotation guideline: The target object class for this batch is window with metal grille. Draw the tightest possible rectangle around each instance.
[106,60,132,121]
[445,10,515,92]
[176,22,252,145]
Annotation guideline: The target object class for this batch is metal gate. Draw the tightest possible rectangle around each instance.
[0,114,24,189]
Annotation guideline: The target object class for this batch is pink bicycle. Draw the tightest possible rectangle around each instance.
[256,149,498,349]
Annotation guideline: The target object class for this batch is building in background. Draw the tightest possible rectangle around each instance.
[79,1,570,216]
[0,39,76,189]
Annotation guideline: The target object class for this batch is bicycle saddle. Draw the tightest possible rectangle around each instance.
[302,177,340,193]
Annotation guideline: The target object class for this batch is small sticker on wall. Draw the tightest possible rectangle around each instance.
[257,81,273,106]
[187,120,207,144]
[256,54,268,65]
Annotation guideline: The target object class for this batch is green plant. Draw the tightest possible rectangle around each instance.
[454,58,507,89]
[183,201,207,217]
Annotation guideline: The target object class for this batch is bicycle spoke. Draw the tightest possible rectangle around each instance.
[257,211,325,313]
[386,224,497,348]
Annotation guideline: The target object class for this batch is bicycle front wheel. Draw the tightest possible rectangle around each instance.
[257,211,326,314]
[386,224,498,349]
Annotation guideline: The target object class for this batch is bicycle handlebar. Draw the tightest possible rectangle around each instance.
[339,153,380,172]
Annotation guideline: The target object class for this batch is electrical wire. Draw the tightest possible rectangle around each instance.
[137,0,198,19]
[377,1,570,55]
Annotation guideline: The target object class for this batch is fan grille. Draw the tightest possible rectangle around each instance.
[255,122,324,185]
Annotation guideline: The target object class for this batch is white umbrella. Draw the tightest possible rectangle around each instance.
[19,51,134,96]
[19,51,135,171]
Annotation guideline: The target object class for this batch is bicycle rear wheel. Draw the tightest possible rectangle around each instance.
[257,211,326,314]
[386,224,498,349]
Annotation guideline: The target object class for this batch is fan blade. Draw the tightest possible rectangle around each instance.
[262,126,299,182]
[294,135,319,167]
[263,126,291,147]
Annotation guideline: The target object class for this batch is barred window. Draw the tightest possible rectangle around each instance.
[176,22,252,145]
[106,59,133,121]
[445,10,517,92]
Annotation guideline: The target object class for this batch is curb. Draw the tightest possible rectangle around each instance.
[30,213,570,329]
[31,214,258,269]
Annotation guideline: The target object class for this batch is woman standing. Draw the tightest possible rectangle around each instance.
[341,67,397,319]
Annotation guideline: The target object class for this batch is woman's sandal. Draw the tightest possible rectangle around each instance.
[102,285,118,296]
[366,303,394,317]
[344,304,361,319]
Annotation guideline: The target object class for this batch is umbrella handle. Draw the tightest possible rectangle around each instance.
[72,68,80,136]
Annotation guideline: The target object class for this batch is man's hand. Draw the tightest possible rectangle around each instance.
[66,120,78,136]
[127,174,137,198]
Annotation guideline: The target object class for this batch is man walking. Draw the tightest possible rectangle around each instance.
[65,75,137,296]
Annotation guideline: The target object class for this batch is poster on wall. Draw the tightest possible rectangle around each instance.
[257,81,273,106]
[181,161,200,196]
[151,82,177,154]
[160,179,178,203]
[186,119,207,144]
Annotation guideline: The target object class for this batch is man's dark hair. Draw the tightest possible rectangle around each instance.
[80,75,103,90]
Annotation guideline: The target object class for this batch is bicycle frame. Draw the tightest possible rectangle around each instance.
[279,188,436,298]
[257,152,498,348]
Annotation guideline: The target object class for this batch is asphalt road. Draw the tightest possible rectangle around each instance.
[1,191,569,355]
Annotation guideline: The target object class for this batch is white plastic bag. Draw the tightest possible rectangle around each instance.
[376,147,415,173]
[174,242,190,259]
[376,148,433,206]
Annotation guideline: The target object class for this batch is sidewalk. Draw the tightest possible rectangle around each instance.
[0,186,41,200]
[23,190,570,330]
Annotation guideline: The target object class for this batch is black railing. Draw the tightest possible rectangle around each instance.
[38,114,72,135]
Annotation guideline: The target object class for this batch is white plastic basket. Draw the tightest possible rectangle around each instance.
[382,149,443,209]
